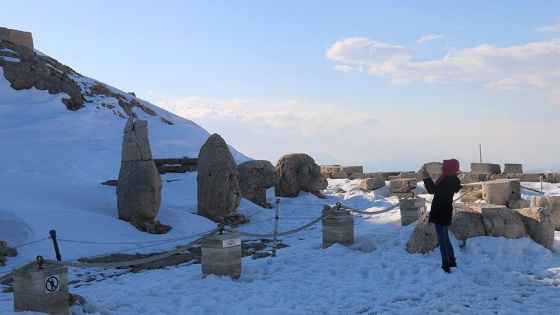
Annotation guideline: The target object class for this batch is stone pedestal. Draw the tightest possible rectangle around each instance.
[471,163,501,174]
[322,210,354,248]
[482,179,521,206]
[201,233,242,279]
[400,197,426,226]
[13,265,69,315]
[503,163,523,174]
[388,178,417,197]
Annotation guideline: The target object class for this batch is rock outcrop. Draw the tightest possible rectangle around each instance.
[0,40,84,110]
[0,33,174,124]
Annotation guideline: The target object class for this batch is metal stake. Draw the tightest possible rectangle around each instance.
[49,230,62,261]
[272,198,280,257]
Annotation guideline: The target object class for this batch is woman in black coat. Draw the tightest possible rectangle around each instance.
[421,159,462,273]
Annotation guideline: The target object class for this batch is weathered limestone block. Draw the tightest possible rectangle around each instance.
[359,178,386,191]
[449,205,486,240]
[471,163,501,174]
[117,118,168,234]
[365,172,385,179]
[503,163,523,174]
[406,210,437,254]
[197,134,241,220]
[481,205,527,239]
[487,174,509,181]
[545,173,560,183]
[348,172,367,180]
[275,153,328,198]
[0,27,34,49]
[518,173,544,182]
[322,208,354,248]
[482,179,521,206]
[389,178,417,194]
[458,172,484,184]
[237,160,278,208]
[516,207,555,251]
[321,165,342,173]
[461,190,483,202]
[531,196,560,230]
[419,162,443,181]
[389,172,420,181]
[340,166,363,174]
[508,199,528,209]
[400,198,426,226]
[331,172,349,179]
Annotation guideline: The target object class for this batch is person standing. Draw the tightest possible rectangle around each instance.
[421,159,462,273]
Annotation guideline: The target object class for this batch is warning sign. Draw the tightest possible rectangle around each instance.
[45,275,60,293]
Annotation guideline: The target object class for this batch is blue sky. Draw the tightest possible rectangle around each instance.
[2,1,560,171]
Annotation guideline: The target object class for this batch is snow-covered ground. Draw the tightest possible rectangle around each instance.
[1,68,560,315]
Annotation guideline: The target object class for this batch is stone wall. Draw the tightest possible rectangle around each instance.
[320,163,560,183]
[0,27,33,50]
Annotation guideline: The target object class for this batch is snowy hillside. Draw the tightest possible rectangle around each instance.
[1,46,560,315]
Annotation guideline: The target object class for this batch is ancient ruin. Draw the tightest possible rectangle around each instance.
[237,160,278,208]
[403,161,558,253]
[116,118,170,234]
[197,133,242,222]
[275,153,328,198]
[0,27,33,50]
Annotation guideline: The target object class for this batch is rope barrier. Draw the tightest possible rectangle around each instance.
[521,185,545,195]
[0,237,50,255]
[0,228,221,280]
[41,228,220,269]
[0,184,480,281]
[224,207,337,238]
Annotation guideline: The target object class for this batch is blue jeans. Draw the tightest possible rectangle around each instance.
[434,224,454,261]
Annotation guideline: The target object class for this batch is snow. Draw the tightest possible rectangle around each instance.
[1,69,560,315]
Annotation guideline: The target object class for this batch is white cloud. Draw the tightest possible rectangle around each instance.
[536,18,560,32]
[157,97,379,138]
[416,34,444,44]
[325,37,412,73]
[326,37,560,95]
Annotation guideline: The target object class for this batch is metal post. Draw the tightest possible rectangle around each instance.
[272,198,280,257]
[479,140,482,163]
[49,230,62,261]
[540,175,544,194]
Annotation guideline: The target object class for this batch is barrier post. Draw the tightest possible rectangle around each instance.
[322,205,354,248]
[399,197,426,226]
[201,232,242,279]
[49,230,62,261]
[272,198,280,257]
[13,263,69,315]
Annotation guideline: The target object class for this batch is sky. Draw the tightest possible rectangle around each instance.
[1,72,560,314]
[2,1,560,171]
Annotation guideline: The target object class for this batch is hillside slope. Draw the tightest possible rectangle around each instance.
[0,42,249,247]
